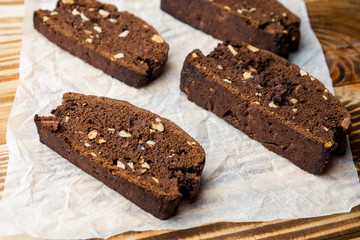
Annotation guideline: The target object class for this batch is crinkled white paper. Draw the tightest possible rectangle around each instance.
[1,0,360,239]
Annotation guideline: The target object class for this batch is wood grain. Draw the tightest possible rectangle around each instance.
[0,0,360,239]
[335,84,360,174]
[0,145,9,200]
[306,0,360,87]
[0,0,22,145]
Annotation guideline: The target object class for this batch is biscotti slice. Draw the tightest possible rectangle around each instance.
[34,0,169,88]
[34,92,205,219]
[161,0,300,58]
[180,42,351,175]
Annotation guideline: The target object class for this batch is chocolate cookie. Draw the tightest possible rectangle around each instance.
[34,92,206,219]
[34,0,169,88]
[180,42,351,174]
[161,0,300,58]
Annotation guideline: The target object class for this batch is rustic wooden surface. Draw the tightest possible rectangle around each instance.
[0,0,360,239]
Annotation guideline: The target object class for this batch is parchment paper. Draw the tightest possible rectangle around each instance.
[1,0,360,239]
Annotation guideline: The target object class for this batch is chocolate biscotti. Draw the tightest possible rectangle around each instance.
[180,42,351,175]
[34,92,205,219]
[161,0,300,58]
[34,0,169,88]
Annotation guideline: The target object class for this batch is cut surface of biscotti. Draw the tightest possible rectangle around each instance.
[161,0,300,58]
[34,0,169,88]
[180,42,351,175]
[34,92,205,219]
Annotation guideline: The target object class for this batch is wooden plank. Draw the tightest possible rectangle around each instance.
[102,207,360,240]
[0,0,23,5]
[0,10,21,145]
[0,80,18,144]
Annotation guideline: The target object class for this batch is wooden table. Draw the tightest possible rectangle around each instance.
[1,0,360,239]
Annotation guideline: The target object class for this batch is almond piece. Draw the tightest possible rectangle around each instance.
[88,130,98,139]
[247,45,259,52]
[227,45,238,56]
[151,122,164,132]
[119,130,131,137]
[112,53,124,60]
[146,140,156,147]
[300,69,308,76]
[99,9,110,18]
[152,34,164,43]
[119,30,129,38]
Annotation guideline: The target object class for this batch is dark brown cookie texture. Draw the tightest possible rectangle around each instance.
[161,0,300,58]
[34,92,206,219]
[180,42,351,175]
[34,0,169,88]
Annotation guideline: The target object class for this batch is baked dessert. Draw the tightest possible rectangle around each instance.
[161,0,300,58]
[34,92,206,219]
[180,42,351,174]
[34,0,169,88]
